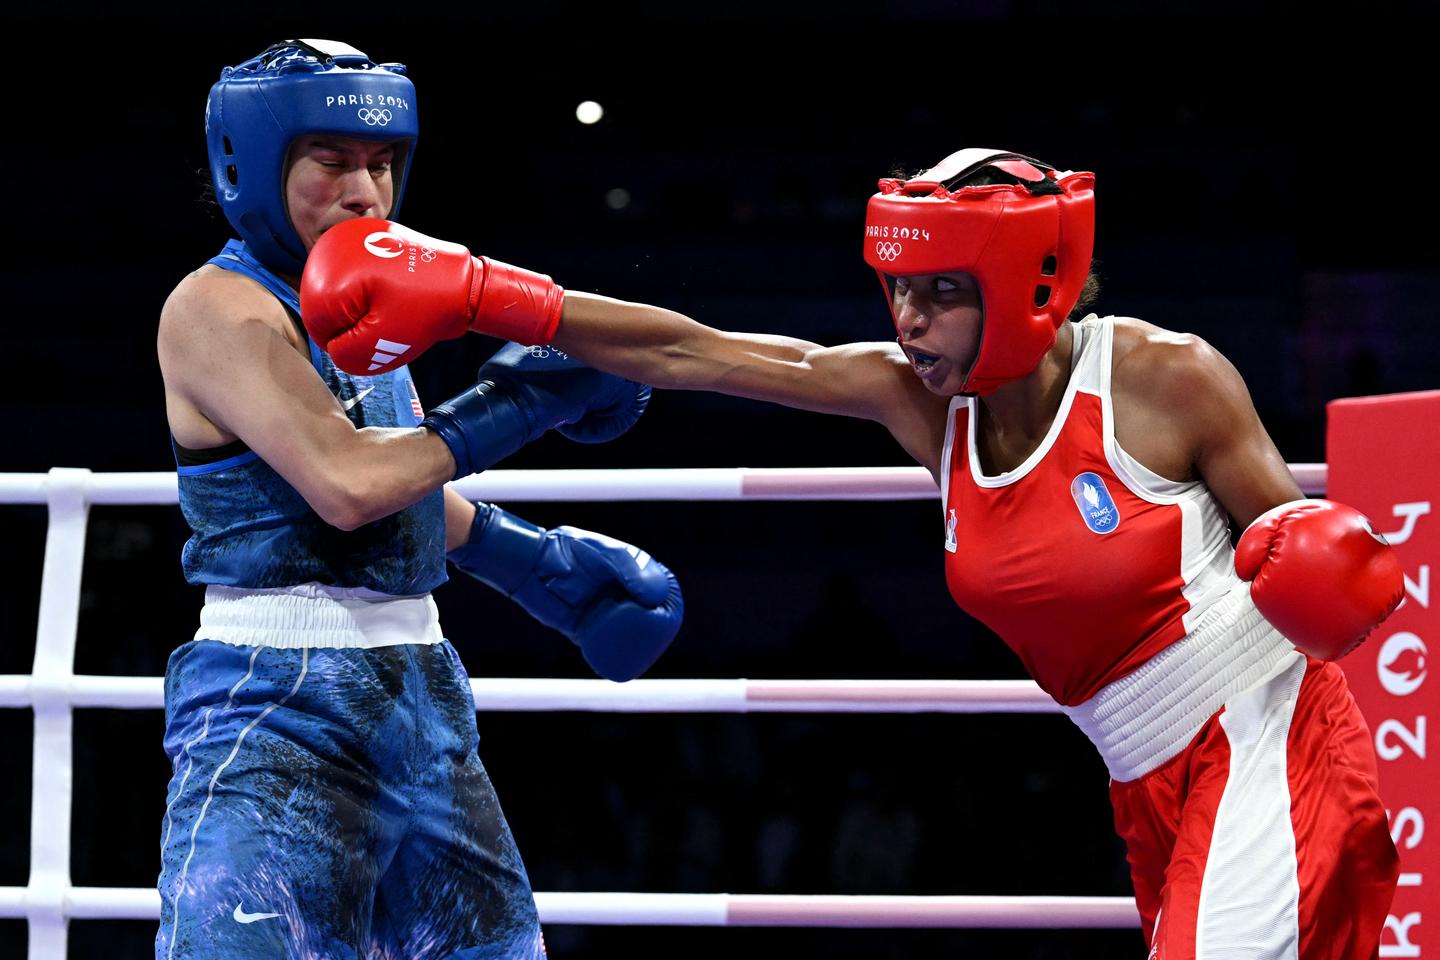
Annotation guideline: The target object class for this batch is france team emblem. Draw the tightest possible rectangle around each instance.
[1070,472,1121,534]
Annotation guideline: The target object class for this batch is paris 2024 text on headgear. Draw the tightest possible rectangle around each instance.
[863,149,1096,396]
[205,38,419,277]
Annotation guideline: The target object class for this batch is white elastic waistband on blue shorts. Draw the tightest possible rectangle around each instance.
[194,583,444,649]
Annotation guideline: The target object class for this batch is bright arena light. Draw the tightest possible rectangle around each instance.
[576,100,604,125]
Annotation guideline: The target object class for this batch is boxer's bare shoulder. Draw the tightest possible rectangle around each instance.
[1106,316,1230,482]
[1110,315,1218,386]
[160,265,301,353]
[158,265,331,453]
[1107,315,1300,525]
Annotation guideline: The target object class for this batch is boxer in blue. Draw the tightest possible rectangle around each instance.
[155,40,683,959]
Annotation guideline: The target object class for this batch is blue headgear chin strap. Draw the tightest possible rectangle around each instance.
[206,39,419,276]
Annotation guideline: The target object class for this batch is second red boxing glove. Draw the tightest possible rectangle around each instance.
[1234,499,1405,661]
[300,218,565,375]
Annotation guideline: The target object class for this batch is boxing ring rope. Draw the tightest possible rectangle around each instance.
[0,677,1061,713]
[0,462,1329,504]
[0,887,1139,927]
[2,464,1326,955]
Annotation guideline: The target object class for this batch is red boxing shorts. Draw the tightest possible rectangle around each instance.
[1110,655,1398,958]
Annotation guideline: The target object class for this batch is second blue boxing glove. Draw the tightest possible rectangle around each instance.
[449,502,683,681]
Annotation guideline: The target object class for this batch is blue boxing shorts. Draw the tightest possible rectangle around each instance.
[156,586,545,960]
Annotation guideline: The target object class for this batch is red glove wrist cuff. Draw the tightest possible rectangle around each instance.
[472,257,565,345]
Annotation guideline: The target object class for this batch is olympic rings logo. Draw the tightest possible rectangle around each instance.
[875,241,903,261]
[357,108,393,126]
[419,247,438,263]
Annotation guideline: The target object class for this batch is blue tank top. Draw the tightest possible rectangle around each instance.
[174,240,446,594]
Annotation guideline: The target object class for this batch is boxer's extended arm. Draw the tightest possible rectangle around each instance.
[301,218,946,474]
[554,292,951,475]
[160,268,454,530]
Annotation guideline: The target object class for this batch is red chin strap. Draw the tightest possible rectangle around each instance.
[863,149,1095,395]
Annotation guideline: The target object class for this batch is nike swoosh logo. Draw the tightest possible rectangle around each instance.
[233,904,282,924]
[341,386,375,412]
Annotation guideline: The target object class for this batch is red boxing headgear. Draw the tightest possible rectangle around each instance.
[863,149,1096,396]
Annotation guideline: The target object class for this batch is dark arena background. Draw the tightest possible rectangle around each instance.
[4,6,1436,958]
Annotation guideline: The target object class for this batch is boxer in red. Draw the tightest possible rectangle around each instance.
[302,150,1405,958]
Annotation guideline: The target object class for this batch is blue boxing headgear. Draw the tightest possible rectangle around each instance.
[206,39,419,276]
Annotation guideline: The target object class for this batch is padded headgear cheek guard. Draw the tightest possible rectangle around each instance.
[862,149,1095,396]
[206,39,419,276]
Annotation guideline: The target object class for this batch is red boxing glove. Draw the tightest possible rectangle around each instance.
[1235,499,1405,661]
[300,218,565,375]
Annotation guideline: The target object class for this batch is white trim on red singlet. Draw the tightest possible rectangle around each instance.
[938,316,1236,632]
[1085,317,1237,634]
[938,395,965,515]
[964,321,1088,489]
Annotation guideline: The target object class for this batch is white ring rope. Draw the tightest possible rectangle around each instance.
[0,462,1327,503]
[11,464,1325,952]
[0,676,1061,712]
[0,888,1140,928]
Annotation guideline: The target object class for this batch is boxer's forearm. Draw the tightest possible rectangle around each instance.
[555,292,934,426]
[443,487,479,552]
[555,292,819,395]
[312,426,457,530]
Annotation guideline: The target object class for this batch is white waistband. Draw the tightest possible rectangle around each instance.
[1061,580,1299,782]
[194,583,445,649]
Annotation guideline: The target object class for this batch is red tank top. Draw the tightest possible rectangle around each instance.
[941,316,1237,706]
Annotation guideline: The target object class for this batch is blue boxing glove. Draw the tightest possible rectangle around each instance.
[422,343,651,479]
[449,502,683,681]
[512,344,651,444]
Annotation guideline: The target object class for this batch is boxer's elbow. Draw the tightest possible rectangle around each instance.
[317,428,452,530]
[309,482,375,531]
[280,426,447,531]
[327,511,369,532]
[303,463,393,531]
